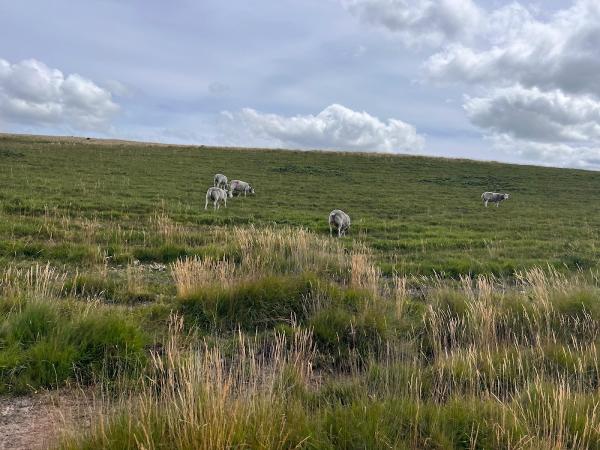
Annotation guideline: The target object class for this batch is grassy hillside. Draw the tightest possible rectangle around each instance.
[3,134,600,449]
[1,134,599,276]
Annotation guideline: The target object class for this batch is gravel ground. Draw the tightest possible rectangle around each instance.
[0,390,92,450]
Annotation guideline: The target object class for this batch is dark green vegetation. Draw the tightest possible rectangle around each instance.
[65,269,600,449]
[1,134,600,276]
[0,299,145,393]
[2,134,600,448]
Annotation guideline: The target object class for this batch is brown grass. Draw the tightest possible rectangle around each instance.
[171,256,236,297]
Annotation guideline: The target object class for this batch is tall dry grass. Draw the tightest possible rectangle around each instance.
[171,226,359,297]
[229,225,348,276]
[0,263,67,301]
[63,301,600,449]
[171,256,236,297]
[151,212,187,244]
[36,234,600,449]
[64,316,317,450]
[349,248,381,297]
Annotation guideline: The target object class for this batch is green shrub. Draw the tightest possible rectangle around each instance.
[24,339,79,388]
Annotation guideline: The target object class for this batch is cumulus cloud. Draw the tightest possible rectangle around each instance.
[341,0,482,46]
[488,134,600,170]
[102,79,132,98]
[465,85,600,168]
[378,0,600,168]
[0,58,119,131]
[341,0,600,168]
[425,1,600,97]
[464,86,600,143]
[223,104,425,153]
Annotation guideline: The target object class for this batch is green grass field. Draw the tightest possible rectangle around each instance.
[1,133,599,276]
[3,133,600,449]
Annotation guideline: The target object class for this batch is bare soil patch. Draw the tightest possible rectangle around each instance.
[0,390,92,450]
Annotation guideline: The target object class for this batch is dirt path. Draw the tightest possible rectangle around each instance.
[0,390,92,450]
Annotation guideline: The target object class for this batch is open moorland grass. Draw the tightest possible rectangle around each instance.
[2,134,600,449]
[1,133,600,276]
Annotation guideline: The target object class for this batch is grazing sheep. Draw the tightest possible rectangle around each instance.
[205,187,232,210]
[214,173,228,189]
[329,209,351,237]
[481,192,510,207]
[230,179,255,197]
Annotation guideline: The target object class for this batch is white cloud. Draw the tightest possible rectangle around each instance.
[346,0,600,169]
[0,58,119,131]
[464,85,600,143]
[446,1,600,169]
[102,79,132,98]
[341,0,482,46]
[489,134,600,170]
[425,1,600,97]
[223,103,425,153]
[464,85,600,168]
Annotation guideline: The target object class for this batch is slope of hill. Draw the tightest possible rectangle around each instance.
[2,133,600,449]
[1,133,599,276]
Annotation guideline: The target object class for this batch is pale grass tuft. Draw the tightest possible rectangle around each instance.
[126,263,145,293]
[391,275,408,319]
[96,247,110,278]
[229,225,347,276]
[507,381,599,449]
[68,315,316,449]
[516,266,573,305]
[152,212,186,244]
[171,226,351,298]
[0,263,67,301]
[350,247,381,297]
[81,217,101,244]
[467,275,499,348]
[171,256,236,297]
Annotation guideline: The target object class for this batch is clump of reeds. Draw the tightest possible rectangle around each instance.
[126,263,145,293]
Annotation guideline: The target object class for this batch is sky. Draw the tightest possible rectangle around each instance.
[1,0,599,169]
